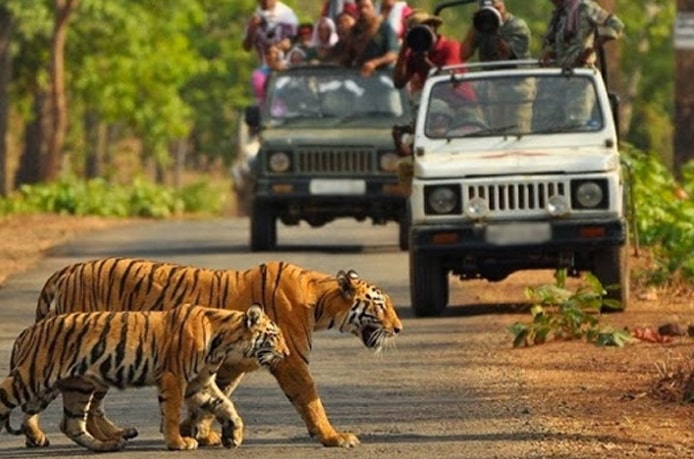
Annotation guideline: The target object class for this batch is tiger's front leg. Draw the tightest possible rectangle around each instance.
[185,379,244,448]
[180,369,247,446]
[271,355,360,447]
[158,372,198,450]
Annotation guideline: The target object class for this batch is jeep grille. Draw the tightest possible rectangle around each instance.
[466,179,568,215]
[296,147,374,174]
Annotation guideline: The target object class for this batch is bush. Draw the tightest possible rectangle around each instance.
[0,177,226,219]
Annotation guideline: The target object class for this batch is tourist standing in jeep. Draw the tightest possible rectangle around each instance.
[540,0,625,70]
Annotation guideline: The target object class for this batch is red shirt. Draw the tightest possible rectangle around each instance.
[405,36,476,103]
[405,36,461,93]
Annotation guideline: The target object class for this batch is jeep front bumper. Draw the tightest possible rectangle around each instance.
[410,218,627,276]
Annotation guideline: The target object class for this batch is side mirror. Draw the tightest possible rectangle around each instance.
[244,105,261,129]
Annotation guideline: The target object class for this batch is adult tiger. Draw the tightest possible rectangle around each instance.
[0,303,289,452]
[31,258,402,448]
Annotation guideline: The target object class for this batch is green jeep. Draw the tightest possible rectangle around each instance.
[245,65,412,251]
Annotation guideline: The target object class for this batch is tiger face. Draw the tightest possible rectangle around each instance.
[243,304,290,367]
[336,270,403,352]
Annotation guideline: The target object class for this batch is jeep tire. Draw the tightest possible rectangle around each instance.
[250,201,276,252]
[398,204,411,251]
[593,243,629,311]
[410,249,448,317]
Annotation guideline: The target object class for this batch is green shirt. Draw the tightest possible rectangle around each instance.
[471,14,531,61]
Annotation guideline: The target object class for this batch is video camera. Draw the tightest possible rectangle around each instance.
[473,0,502,34]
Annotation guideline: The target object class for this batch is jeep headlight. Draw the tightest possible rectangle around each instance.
[379,152,399,172]
[571,179,608,209]
[268,151,291,172]
[424,185,461,215]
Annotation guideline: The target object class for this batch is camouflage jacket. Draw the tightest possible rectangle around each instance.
[472,14,532,61]
[543,0,625,68]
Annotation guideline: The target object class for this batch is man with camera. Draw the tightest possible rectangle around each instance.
[393,9,462,105]
[458,0,534,132]
[459,0,531,63]
[391,9,465,194]
[242,0,299,65]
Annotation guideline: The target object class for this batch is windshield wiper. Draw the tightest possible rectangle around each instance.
[458,124,518,137]
[533,123,588,134]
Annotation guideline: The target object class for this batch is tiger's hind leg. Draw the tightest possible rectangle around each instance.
[59,379,126,452]
[20,388,61,448]
[21,415,50,448]
[84,386,138,441]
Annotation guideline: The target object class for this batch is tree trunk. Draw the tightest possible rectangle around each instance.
[84,109,107,179]
[15,89,48,186]
[45,0,80,181]
[674,0,694,176]
[0,6,13,196]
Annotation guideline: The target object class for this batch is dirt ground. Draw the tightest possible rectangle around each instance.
[1,214,693,457]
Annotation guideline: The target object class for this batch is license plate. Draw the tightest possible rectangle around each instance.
[485,222,551,246]
[309,179,366,195]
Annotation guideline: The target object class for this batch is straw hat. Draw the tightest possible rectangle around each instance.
[405,9,444,29]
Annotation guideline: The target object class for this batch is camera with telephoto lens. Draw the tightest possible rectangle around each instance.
[473,0,502,34]
[404,24,436,54]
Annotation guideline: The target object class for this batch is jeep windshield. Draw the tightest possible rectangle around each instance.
[424,74,605,139]
[264,67,409,127]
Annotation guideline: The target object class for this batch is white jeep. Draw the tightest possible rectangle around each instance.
[408,61,629,317]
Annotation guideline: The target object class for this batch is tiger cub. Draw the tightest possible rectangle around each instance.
[0,303,288,452]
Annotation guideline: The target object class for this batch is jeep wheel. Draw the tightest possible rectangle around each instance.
[410,249,448,317]
[593,244,629,311]
[250,202,276,252]
[398,204,411,251]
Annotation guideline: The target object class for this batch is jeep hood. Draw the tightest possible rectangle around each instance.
[261,128,392,147]
[415,146,620,177]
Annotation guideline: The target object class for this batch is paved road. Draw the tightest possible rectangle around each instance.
[0,218,544,459]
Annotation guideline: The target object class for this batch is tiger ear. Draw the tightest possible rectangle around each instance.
[245,303,263,328]
[336,269,359,299]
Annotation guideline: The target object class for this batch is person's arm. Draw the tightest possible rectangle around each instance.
[242,15,261,52]
[393,45,412,89]
[459,28,475,61]
[361,23,399,76]
[590,3,625,47]
[499,16,531,60]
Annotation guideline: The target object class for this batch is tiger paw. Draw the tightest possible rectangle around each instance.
[321,432,360,448]
[180,418,221,447]
[197,430,222,447]
[166,436,198,450]
[87,412,138,442]
[220,420,243,448]
[25,435,50,448]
